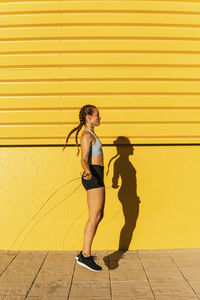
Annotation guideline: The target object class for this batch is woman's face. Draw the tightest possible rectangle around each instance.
[87,108,101,126]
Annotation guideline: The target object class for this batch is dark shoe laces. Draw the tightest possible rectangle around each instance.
[83,253,97,260]
[78,251,97,260]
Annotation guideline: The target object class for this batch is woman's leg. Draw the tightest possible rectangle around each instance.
[82,186,105,257]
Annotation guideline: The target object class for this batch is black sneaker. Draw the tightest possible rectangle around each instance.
[76,253,102,272]
[75,250,97,261]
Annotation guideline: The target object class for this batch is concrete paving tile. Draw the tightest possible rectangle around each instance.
[174,259,200,268]
[155,295,199,300]
[0,264,15,273]
[107,250,139,261]
[0,252,18,259]
[111,280,152,295]
[140,258,176,269]
[16,251,47,254]
[110,267,148,281]
[42,261,75,268]
[109,259,143,271]
[41,262,74,269]
[48,251,77,254]
[37,280,71,288]
[0,250,18,254]
[0,256,16,262]
[70,281,110,297]
[0,253,18,270]
[28,281,71,296]
[69,297,111,300]
[108,250,137,254]
[168,249,200,253]
[150,280,194,294]
[0,281,31,296]
[16,252,47,261]
[27,297,67,300]
[9,261,43,269]
[74,264,109,281]
[41,265,74,273]
[0,297,24,300]
[112,295,154,300]
[188,280,200,293]
[180,268,200,280]
[46,252,77,262]
[36,268,73,281]
[145,267,185,281]
[138,250,169,254]
[44,258,74,263]
[169,252,200,259]
[138,251,170,260]
[0,268,38,281]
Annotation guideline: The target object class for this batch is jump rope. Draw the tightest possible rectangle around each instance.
[8,173,84,251]
[8,155,119,251]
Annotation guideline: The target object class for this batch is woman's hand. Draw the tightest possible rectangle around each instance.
[83,170,93,180]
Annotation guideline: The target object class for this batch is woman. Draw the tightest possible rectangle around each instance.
[63,104,105,272]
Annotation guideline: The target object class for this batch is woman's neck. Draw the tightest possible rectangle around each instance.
[85,126,94,131]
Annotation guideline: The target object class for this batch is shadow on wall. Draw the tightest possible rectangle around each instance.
[103,136,141,270]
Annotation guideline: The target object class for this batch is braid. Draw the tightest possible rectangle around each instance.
[62,104,97,155]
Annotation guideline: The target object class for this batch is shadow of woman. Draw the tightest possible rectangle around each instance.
[103,136,141,270]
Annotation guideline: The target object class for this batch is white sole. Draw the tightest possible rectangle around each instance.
[76,260,102,272]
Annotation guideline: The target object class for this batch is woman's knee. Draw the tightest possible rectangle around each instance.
[89,212,104,224]
[98,210,104,222]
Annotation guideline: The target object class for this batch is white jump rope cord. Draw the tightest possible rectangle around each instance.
[8,173,83,251]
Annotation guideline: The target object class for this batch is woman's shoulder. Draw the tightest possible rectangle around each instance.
[81,129,89,136]
[80,129,94,140]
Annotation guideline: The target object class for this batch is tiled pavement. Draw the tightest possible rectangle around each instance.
[0,249,200,299]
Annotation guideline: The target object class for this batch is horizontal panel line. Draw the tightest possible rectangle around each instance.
[1,64,200,69]
[1,92,200,96]
[2,51,200,57]
[2,78,200,83]
[0,143,200,148]
[2,51,200,55]
[100,106,200,110]
[1,107,200,111]
[1,37,200,42]
[2,23,200,28]
[1,10,200,15]
[1,135,200,140]
[0,121,200,125]
[2,0,68,1]
[1,0,200,3]
[1,143,200,147]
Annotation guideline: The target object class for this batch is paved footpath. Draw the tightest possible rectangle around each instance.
[0,248,200,299]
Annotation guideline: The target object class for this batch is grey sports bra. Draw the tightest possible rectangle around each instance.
[84,129,103,156]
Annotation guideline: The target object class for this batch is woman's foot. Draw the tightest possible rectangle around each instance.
[76,252,102,272]
[75,250,97,261]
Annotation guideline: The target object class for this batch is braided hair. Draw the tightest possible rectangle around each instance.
[62,104,97,155]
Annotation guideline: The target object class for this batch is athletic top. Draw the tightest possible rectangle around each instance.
[84,129,103,156]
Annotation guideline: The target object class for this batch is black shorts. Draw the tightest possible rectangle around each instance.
[81,164,105,190]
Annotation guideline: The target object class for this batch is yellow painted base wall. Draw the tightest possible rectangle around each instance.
[1,145,199,251]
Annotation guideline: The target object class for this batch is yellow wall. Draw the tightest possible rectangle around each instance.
[0,1,200,250]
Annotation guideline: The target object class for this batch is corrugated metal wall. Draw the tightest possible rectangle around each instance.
[1,0,200,145]
[1,1,200,251]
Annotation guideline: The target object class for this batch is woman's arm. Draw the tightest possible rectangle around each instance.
[80,132,93,179]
